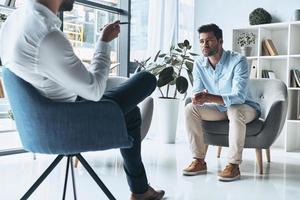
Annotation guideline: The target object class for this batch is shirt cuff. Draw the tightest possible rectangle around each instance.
[95,40,111,55]
[221,94,231,107]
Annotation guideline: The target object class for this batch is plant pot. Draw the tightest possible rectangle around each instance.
[156,98,180,144]
[240,46,252,57]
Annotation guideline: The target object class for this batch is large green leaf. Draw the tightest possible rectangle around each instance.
[187,70,194,86]
[178,43,184,49]
[154,50,161,62]
[157,67,174,87]
[158,53,167,58]
[189,52,199,56]
[185,61,194,71]
[176,76,188,94]
[184,40,190,47]
[175,48,183,53]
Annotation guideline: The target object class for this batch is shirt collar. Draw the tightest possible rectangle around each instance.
[28,1,62,29]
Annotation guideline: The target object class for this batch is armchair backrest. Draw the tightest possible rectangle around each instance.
[3,68,132,154]
[247,78,288,120]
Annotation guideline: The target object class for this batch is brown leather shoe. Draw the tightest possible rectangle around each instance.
[130,186,165,200]
[182,159,207,176]
[218,163,240,181]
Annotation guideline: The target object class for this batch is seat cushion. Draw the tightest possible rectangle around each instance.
[202,118,264,136]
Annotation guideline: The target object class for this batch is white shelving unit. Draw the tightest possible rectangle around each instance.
[233,21,300,152]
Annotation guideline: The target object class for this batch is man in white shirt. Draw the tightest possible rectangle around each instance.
[0,0,164,199]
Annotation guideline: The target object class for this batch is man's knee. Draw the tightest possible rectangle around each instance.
[227,105,245,121]
[138,71,156,92]
[185,103,200,121]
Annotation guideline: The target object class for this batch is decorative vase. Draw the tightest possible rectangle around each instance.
[156,98,180,144]
[240,46,252,57]
[294,9,300,21]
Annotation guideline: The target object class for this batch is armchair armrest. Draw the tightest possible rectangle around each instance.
[257,100,287,147]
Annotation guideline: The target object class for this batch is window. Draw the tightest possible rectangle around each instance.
[63,0,129,76]
[130,0,195,62]
[178,0,194,44]
[130,0,149,61]
[14,0,25,8]
[63,3,120,75]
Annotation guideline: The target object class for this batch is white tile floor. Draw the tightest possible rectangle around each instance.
[0,138,300,200]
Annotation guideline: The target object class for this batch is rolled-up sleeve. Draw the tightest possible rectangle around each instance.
[221,57,248,106]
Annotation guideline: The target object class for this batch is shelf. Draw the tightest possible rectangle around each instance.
[288,87,300,90]
[287,120,300,123]
[259,55,288,59]
[289,54,300,58]
[246,56,258,60]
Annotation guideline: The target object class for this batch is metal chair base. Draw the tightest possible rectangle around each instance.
[20,154,116,200]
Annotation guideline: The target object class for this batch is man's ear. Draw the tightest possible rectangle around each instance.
[219,38,223,45]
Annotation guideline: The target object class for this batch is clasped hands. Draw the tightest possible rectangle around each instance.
[192,89,211,105]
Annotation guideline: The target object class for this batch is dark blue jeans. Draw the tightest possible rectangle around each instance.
[101,71,156,194]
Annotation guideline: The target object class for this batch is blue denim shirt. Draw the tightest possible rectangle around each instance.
[192,49,261,116]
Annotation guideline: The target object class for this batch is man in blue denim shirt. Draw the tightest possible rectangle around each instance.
[183,24,261,181]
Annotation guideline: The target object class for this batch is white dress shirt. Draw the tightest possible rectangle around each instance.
[0,1,111,102]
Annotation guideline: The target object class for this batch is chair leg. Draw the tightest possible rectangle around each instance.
[62,156,78,200]
[62,156,71,200]
[20,155,64,200]
[265,149,271,162]
[74,157,79,168]
[217,146,222,158]
[70,156,78,200]
[255,149,263,174]
[76,154,116,200]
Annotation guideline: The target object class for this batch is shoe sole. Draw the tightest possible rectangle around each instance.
[218,174,241,181]
[182,170,207,176]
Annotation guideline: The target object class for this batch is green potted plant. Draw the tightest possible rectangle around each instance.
[237,32,255,56]
[136,39,198,143]
[137,39,198,99]
[249,8,272,25]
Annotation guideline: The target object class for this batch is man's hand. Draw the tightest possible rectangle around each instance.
[100,20,120,42]
[192,89,209,105]
[192,89,224,105]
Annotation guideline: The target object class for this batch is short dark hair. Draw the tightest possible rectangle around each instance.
[197,24,223,40]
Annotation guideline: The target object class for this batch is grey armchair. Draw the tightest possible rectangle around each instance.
[186,78,288,174]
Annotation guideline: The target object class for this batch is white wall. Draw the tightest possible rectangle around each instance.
[193,0,300,52]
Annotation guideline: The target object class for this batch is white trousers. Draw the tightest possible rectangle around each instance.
[185,103,257,164]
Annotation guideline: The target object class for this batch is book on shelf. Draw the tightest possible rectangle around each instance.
[264,39,278,56]
[261,69,276,79]
[291,69,300,87]
[268,71,276,79]
[250,60,257,79]
[290,70,297,87]
[0,78,4,98]
[261,40,270,56]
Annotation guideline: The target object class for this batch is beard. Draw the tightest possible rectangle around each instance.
[59,0,75,12]
[202,47,218,57]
